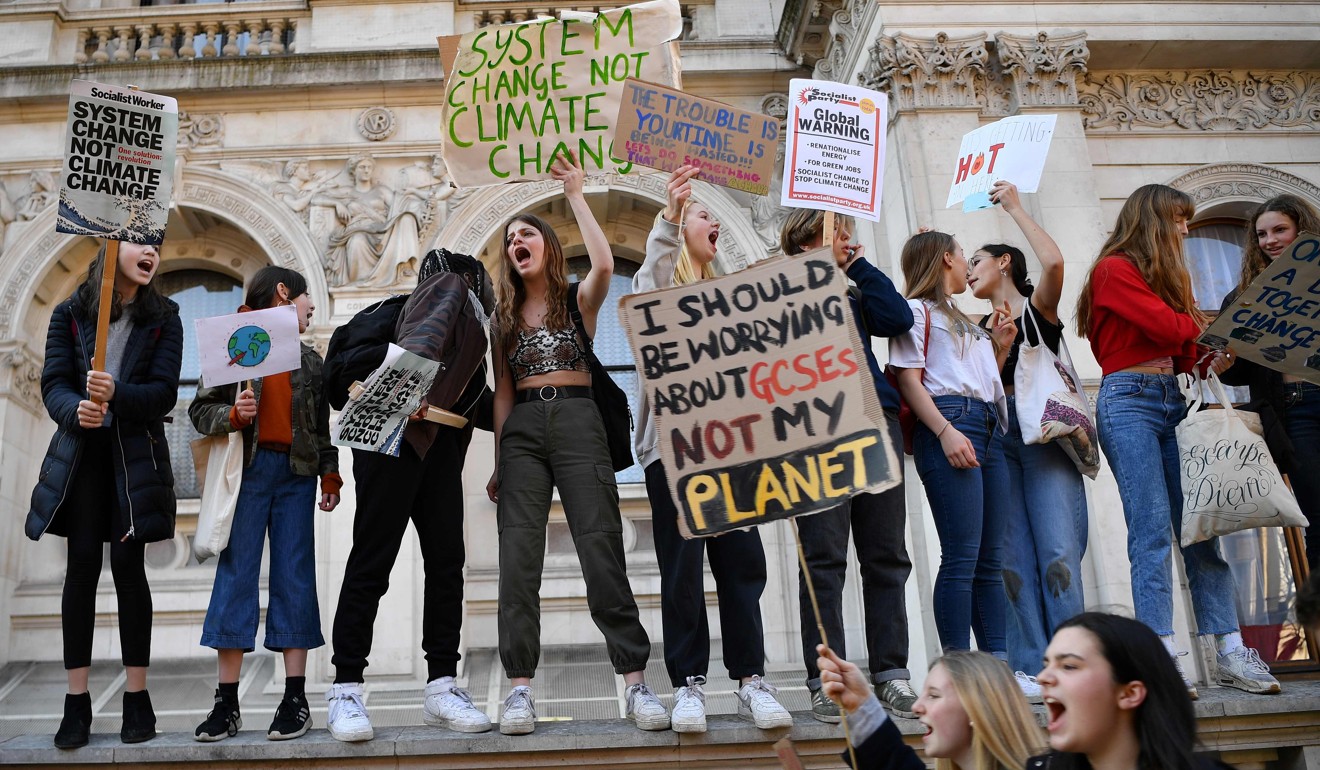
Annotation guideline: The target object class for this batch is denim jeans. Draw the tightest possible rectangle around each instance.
[1283,381,1320,570]
[797,413,911,688]
[1002,396,1088,673]
[913,396,1009,656]
[1096,373,1238,637]
[201,448,322,652]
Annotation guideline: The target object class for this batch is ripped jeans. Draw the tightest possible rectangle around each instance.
[1001,396,1088,674]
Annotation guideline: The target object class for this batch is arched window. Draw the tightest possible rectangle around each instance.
[1186,218,1249,311]
[154,269,245,498]
[567,256,643,484]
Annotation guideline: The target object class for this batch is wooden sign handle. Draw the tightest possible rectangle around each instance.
[823,211,835,250]
[90,239,120,401]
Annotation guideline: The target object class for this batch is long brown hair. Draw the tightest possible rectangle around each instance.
[492,213,570,355]
[933,651,1045,770]
[778,208,857,256]
[900,231,981,348]
[1237,194,1320,294]
[1077,184,1202,337]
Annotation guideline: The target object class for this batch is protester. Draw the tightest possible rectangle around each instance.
[967,180,1085,701]
[781,209,916,722]
[1217,194,1320,571]
[635,166,790,732]
[817,645,1043,770]
[322,249,495,741]
[890,231,1016,660]
[486,150,666,735]
[1076,183,1278,696]
[27,241,183,748]
[189,266,340,742]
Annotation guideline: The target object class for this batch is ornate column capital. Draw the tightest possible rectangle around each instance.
[860,32,989,111]
[995,30,1089,108]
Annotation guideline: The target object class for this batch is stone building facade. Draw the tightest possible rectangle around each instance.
[0,0,1315,689]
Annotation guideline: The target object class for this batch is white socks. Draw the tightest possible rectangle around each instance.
[1215,632,1244,656]
[1161,634,1180,656]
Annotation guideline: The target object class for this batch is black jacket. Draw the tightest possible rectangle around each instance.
[842,714,928,770]
[27,297,184,542]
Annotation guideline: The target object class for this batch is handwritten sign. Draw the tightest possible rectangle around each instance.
[1200,232,1320,385]
[619,249,900,538]
[945,114,1056,210]
[194,305,301,388]
[438,0,682,187]
[780,79,887,222]
[57,80,178,245]
[612,79,779,195]
[333,344,440,457]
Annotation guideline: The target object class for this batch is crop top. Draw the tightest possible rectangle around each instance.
[507,324,591,381]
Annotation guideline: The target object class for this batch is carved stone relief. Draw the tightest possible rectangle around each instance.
[813,0,874,83]
[1079,70,1320,131]
[356,107,397,142]
[177,111,225,148]
[995,31,1089,108]
[0,341,45,416]
[861,32,989,111]
[1167,162,1320,209]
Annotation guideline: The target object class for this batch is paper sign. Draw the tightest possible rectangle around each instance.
[945,114,1056,208]
[333,344,440,457]
[611,79,779,195]
[57,80,178,245]
[1199,232,1320,385]
[780,79,887,222]
[194,305,301,388]
[619,249,900,538]
[439,0,682,187]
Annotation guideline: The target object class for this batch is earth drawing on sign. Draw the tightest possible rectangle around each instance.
[227,325,273,368]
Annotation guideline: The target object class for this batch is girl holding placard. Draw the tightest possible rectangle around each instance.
[27,241,182,748]
[1076,183,1278,697]
[189,266,341,742]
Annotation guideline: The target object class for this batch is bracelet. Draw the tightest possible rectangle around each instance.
[935,420,951,438]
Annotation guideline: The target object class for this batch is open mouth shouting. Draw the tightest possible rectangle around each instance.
[1044,696,1064,733]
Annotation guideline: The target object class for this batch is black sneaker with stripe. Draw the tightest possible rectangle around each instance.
[194,691,241,742]
[267,694,311,741]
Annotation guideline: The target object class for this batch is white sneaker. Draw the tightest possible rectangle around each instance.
[326,683,374,742]
[737,675,793,729]
[624,682,671,731]
[1172,651,1200,701]
[1014,671,1044,704]
[1216,647,1281,695]
[671,675,707,734]
[499,686,536,735]
[423,677,493,733]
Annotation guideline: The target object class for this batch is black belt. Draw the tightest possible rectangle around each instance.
[515,385,594,404]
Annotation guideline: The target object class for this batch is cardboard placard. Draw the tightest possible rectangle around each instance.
[58,80,178,245]
[780,79,887,222]
[438,0,682,187]
[333,344,441,457]
[619,249,900,538]
[1199,231,1320,385]
[611,79,779,195]
[945,114,1056,209]
[194,305,302,388]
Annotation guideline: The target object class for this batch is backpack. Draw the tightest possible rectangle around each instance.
[567,283,635,472]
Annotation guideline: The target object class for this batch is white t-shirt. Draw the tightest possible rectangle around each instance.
[888,299,1007,424]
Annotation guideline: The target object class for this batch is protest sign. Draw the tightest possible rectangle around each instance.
[611,79,779,195]
[945,114,1056,210]
[439,0,682,187]
[333,344,440,456]
[57,80,178,245]
[620,248,900,538]
[1199,231,1320,385]
[780,79,887,222]
[194,305,302,388]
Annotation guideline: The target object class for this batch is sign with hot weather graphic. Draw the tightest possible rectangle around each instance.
[945,114,1056,211]
[57,80,178,245]
[194,305,302,388]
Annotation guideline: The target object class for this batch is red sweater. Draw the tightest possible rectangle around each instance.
[1086,255,1203,375]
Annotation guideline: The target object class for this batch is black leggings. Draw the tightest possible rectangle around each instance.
[61,431,152,670]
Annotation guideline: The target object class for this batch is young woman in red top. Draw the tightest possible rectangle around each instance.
[1077,184,1278,697]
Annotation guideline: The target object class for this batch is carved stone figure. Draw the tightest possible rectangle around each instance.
[313,154,396,287]
[16,170,56,221]
[361,155,456,289]
[271,159,333,216]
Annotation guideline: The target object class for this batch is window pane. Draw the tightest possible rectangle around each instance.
[1186,222,1247,311]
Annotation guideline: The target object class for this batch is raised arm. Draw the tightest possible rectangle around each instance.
[991,180,1064,323]
[551,151,613,332]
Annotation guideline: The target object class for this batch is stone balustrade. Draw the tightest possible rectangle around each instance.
[471,3,699,39]
[73,14,306,64]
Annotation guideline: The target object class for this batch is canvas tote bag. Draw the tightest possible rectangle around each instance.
[1176,370,1307,547]
[1013,306,1100,478]
[190,428,243,562]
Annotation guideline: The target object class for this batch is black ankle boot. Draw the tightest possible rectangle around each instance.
[54,692,92,749]
[120,690,157,744]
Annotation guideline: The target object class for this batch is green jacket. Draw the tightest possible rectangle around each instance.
[189,343,338,480]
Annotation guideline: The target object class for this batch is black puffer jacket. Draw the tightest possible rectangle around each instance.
[26,296,184,542]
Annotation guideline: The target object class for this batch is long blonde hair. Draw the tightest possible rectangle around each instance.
[934,651,1045,770]
[1238,194,1320,294]
[900,231,982,348]
[492,213,570,355]
[1077,184,1203,337]
[670,205,718,286]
